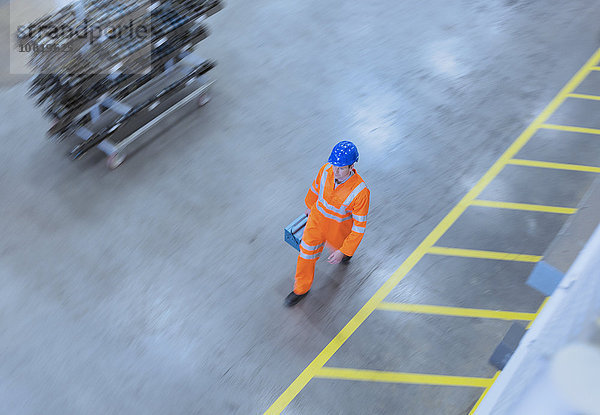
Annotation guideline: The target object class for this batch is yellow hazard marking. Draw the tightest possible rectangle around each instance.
[589,66,600,71]
[567,93,600,101]
[428,247,542,262]
[377,302,537,321]
[470,199,577,214]
[264,47,600,415]
[264,251,428,414]
[469,371,501,414]
[468,298,549,412]
[540,123,600,135]
[526,296,549,330]
[508,158,600,173]
[315,367,493,388]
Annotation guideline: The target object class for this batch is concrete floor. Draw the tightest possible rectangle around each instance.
[2,0,600,414]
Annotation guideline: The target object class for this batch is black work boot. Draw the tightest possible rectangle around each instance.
[284,291,308,307]
[341,255,352,264]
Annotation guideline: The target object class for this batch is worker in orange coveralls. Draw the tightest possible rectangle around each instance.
[285,141,370,307]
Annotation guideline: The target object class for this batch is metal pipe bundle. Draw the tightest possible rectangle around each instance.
[69,60,215,159]
[16,0,222,145]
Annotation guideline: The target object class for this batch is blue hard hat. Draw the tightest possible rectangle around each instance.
[328,141,359,166]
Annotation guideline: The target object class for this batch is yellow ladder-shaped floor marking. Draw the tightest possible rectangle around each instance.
[540,123,600,135]
[470,200,577,214]
[470,297,548,413]
[567,93,600,101]
[315,367,493,388]
[428,246,542,262]
[468,371,501,414]
[508,158,600,173]
[376,302,536,321]
[264,47,600,415]
[526,297,549,330]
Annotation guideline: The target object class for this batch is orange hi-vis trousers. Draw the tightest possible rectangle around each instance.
[294,163,370,295]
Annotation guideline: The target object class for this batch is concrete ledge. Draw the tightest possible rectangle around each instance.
[526,175,600,296]
[477,176,600,414]
[540,175,600,274]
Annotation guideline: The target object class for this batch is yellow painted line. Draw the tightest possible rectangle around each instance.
[315,367,493,388]
[540,123,600,135]
[590,66,600,71]
[567,93,600,101]
[264,47,600,415]
[376,302,536,321]
[468,299,549,414]
[428,246,542,262]
[508,158,600,173]
[471,199,577,214]
[469,371,501,415]
[526,296,549,330]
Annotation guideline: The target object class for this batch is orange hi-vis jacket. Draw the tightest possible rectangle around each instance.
[294,163,370,294]
[304,163,370,256]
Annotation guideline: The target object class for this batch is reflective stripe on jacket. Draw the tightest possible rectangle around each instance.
[304,163,370,256]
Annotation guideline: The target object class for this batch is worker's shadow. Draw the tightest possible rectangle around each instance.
[308,257,382,314]
[299,261,359,328]
[312,261,352,304]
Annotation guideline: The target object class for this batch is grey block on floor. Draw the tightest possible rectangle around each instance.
[489,322,527,371]
[526,261,565,296]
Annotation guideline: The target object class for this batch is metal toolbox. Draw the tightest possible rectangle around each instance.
[284,214,308,251]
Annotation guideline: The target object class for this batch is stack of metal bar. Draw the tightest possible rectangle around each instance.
[16,0,222,160]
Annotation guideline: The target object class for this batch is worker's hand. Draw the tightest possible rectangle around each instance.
[305,208,311,216]
[328,250,344,264]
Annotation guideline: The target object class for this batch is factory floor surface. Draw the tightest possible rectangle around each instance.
[2,0,600,414]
